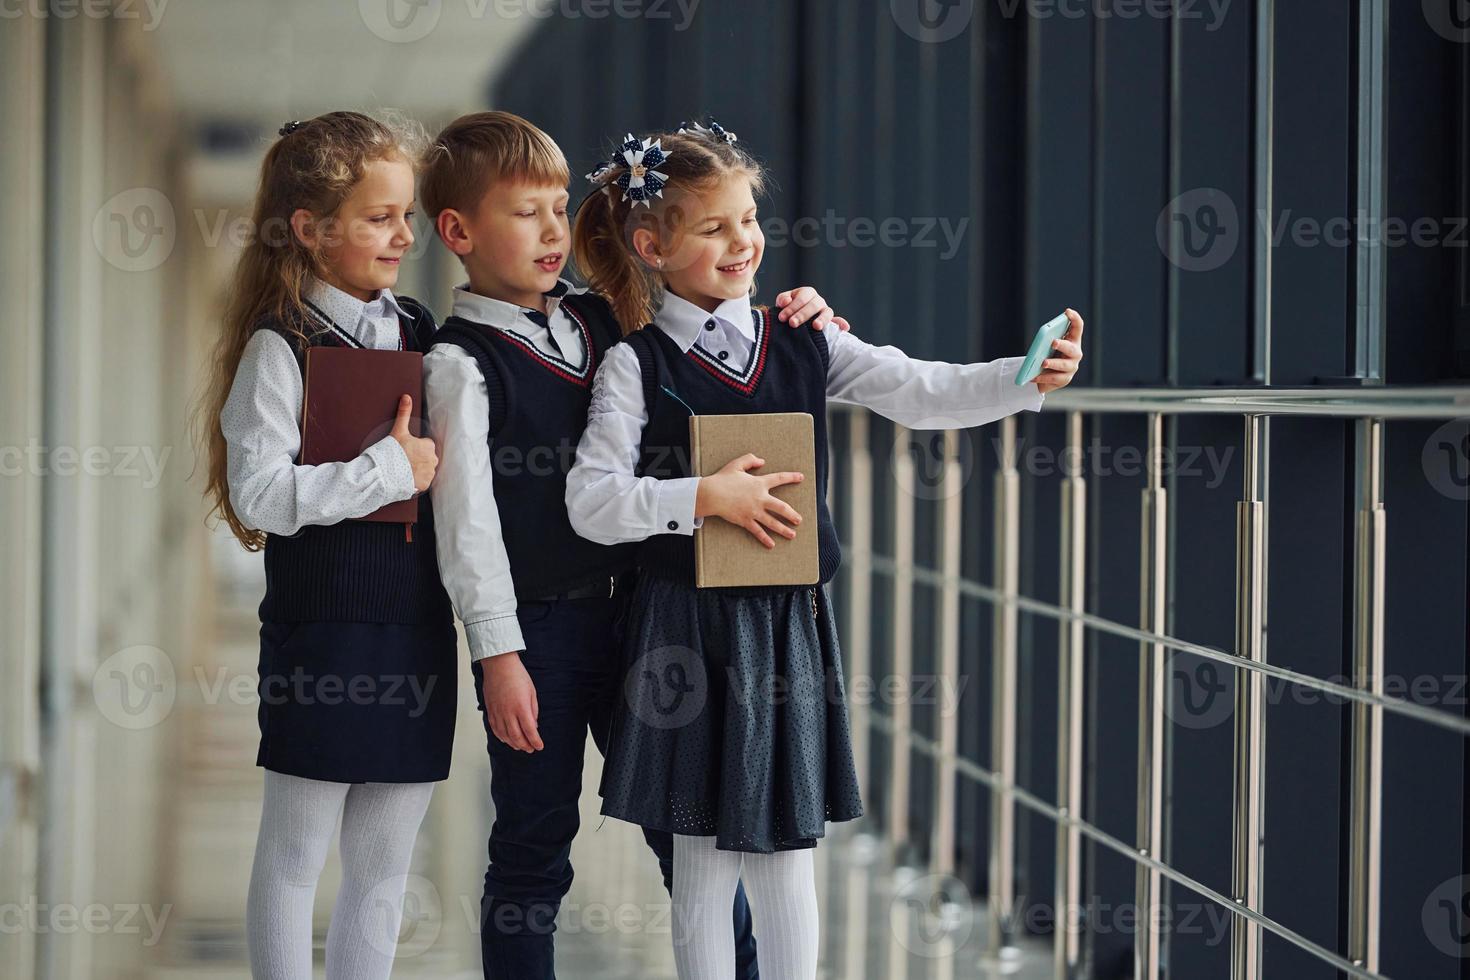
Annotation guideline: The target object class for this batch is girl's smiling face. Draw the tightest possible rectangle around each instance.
[294,156,416,302]
[638,175,763,313]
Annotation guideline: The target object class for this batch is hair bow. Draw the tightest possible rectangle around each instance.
[678,118,738,144]
[612,133,670,208]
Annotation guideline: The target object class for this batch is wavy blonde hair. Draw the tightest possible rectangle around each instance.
[193,110,426,550]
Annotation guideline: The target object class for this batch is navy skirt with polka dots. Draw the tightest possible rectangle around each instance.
[598,574,864,853]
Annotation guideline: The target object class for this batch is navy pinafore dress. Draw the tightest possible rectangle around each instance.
[253,296,458,784]
[596,306,864,853]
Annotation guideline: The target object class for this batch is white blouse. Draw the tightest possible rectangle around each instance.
[220,278,417,537]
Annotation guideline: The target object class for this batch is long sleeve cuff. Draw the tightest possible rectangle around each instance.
[996,356,1047,413]
[466,614,526,661]
[364,435,417,498]
[656,476,702,535]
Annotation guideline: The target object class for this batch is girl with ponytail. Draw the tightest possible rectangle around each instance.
[566,120,1083,979]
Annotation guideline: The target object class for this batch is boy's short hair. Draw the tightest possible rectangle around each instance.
[419,110,570,220]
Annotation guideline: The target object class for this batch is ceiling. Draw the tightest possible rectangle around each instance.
[144,0,543,197]
[146,0,541,122]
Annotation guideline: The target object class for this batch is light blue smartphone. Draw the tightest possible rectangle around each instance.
[1014,312,1070,386]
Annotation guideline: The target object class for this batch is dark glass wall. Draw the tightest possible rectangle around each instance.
[495,3,1469,976]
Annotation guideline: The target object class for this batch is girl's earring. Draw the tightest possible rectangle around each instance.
[656,258,663,269]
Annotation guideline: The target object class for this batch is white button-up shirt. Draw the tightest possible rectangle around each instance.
[221,278,417,538]
[423,279,594,662]
[564,290,1045,547]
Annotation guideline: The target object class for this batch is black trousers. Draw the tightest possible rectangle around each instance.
[471,590,760,980]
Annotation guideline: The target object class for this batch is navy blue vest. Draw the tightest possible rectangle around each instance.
[625,305,841,592]
[259,295,453,625]
[431,292,639,600]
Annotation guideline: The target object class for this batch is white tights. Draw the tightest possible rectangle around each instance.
[671,834,820,980]
[245,771,434,980]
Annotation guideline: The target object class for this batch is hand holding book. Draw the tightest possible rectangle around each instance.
[389,393,438,492]
[694,453,804,550]
[689,413,820,588]
[300,346,431,526]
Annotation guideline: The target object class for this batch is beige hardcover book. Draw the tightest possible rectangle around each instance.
[690,412,820,588]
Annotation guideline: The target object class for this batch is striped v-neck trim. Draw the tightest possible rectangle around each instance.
[488,301,596,386]
[687,307,769,395]
[302,298,405,350]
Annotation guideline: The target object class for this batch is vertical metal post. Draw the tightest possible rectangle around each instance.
[39,15,105,980]
[987,416,1020,954]
[1347,3,1387,953]
[1352,0,1387,381]
[932,429,963,878]
[1135,413,1169,980]
[1251,0,1276,383]
[843,842,874,980]
[0,16,46,980]
[1347,418,1385,972]
[1231,415,1268,980]
[890,424,916,855]
[1054,412,1088,980]
[1240,8,1275,964]
[845,412,874,799]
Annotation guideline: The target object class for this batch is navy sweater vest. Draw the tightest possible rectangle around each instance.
[259,296,453,625]
[431,292,639,600]
[625,305,842,592]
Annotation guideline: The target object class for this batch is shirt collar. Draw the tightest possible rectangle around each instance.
[304,278,404,338]
[653,290,754,352]
[451,278,574,330]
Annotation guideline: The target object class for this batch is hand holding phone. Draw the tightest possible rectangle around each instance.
[1014,312,1071,386]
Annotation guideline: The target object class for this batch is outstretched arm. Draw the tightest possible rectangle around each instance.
[822,309,1084,426]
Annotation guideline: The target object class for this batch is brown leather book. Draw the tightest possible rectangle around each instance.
[690,412,820,588]
[300,346,423,524]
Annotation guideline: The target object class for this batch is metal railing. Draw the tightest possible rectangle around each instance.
[831,383,1470,980]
